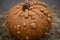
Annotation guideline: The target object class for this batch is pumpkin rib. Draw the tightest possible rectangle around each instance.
[8,8,22,15]
[29,10,36,16]
[30,5,47,11]
[31,8,48,19]
[31,8,51,24]
[29,9,50,32]
[31,7,51,19]
[30,9,42,17]
[9,5,22,12]
[11,9,23,16]
[28,10,44,39]
[29,5,47,15]
[15,11,23,17]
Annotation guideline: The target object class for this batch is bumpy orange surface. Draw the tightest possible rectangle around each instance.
[6,0,52,40]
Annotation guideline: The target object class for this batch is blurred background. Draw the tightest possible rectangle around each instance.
[0,0,60,40]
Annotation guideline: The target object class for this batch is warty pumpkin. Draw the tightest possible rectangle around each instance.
[6,0,52,40]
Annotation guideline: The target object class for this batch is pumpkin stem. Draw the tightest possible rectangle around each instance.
[23,3,30,11]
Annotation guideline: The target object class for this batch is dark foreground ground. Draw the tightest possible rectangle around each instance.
[0,0,60,40]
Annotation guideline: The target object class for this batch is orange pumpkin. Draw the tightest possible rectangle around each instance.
[6,0,52,40]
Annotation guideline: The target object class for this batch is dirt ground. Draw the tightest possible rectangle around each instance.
[0,6,60,40]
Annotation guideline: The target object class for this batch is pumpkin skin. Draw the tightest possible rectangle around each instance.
[6,0,52,40]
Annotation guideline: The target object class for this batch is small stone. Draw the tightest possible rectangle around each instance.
[0,36,2,40]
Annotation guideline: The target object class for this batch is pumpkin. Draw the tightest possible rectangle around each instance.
[6,0,52,40]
